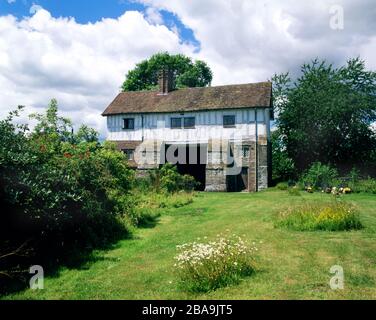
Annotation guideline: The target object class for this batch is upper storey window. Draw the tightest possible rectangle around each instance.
[223,115,236,128]
[184,117,195,129]
[123,118,135,130]
[171,117,196,129]
[171,118,182,129]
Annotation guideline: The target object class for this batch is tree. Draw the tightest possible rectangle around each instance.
[122,52,213,91]
[75,125,99,143]
[273,58,376,173]
[29,99,73,142]
[271,129,296,183]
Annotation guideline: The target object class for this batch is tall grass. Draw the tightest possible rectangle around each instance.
[349,178,376,194]
[275,200,363,231]
[129,192,195,227]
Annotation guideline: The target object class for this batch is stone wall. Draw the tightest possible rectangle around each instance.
[257,136,269,191]
[112,137,270,192]
[205,139,227,192]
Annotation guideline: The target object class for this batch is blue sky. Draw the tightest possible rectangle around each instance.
[0,0,200,48]
[0,0,375,135]
[1,0,145,23]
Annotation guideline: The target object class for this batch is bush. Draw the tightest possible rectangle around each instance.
[128,203,161,228]
[276,182,289,190]
[127,192,195,227]
[287,187,301,196]
[175,235,257,292]
[301,162,338,190]
[275,201,363,231]
[146,164,198,193]
[0,104,134,290]
[349,178,376,194]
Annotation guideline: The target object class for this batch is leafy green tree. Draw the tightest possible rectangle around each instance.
[273,58,376,173]
[75,125,99,143]
[271,129,296,183]
[122,52,213,91]
[30,98,73,142]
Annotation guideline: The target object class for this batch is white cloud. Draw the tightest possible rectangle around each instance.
[137,0,376,84]
[1,1,376,137]
[144,7,163,25]
[29,4,43,14]
[0,8,195,136]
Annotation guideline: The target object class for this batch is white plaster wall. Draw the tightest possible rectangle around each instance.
[106,108,271,144]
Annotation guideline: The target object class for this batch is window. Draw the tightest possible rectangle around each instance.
[223,115,236,128]
[171,117,182,129]
[242,146,250,158]
[123,118,135,130]
[171,117,196,129]
[123,149,134,161]
[184,117,195,129]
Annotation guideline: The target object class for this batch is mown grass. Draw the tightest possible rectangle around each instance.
[2,190,376,300]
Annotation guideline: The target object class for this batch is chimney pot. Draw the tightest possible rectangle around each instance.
[158,68,174,94]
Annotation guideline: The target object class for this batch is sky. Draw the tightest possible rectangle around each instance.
[1,0,376,136]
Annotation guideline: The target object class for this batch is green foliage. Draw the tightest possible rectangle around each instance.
[75,125,99,143]
[175,234,257,292]
[160,164,198,193]
[142,164,198,193]
[0,101,134,287]
[276,182,289,190]
[273,58,376,173]
[271,130,296,182]
[301,162,338,190]
[287,187,301,196]
[129,192,194,227]
[122,52,212,91]
[275,201,363,231]
[349,178,376,194]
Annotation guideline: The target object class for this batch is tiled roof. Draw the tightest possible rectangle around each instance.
[102,82,272,115]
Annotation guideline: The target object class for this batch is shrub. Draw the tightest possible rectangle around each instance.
[129,203,161,228]
[301,162,338,190]
[287,187,301,196]
[349,178,376,194]
[275,201,363,231]
[175,234,257,292]
[128,192,194,226]
[276,182,289,190]
[0,104,134,291]
[147,164,199,193]
[180,174,198,192]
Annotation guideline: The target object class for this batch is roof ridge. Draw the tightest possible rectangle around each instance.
[118,81,272,95]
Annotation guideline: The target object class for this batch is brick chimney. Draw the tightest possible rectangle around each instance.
[158,68,174,95]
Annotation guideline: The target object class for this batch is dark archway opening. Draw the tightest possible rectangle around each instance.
[163,144,207,191]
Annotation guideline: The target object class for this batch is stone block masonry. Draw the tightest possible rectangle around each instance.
[111,137,270,192]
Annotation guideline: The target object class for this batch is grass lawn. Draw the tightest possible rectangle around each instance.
[3,190,376,300]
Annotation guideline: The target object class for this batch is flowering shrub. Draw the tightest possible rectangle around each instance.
[0,103,134,292]
[174,235,257,292]
[275,201,363,231]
